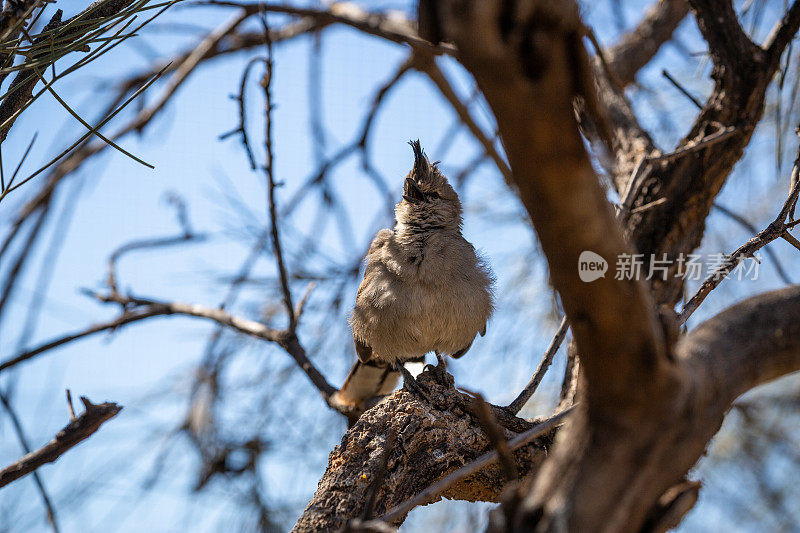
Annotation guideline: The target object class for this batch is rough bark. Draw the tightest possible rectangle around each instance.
[293,371,554,532]
[622,0,800,305]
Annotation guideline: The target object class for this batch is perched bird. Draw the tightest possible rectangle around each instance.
[332,141,494,411]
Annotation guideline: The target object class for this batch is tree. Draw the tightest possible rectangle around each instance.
[1,1,799,532]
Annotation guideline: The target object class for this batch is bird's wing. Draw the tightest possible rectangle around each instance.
[352,229,394,361]
[451,339,474,359]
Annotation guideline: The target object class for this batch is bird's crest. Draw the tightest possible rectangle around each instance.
[409,139,429,180]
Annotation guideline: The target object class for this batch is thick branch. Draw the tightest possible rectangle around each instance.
[619,0,800,306]
[680,285,800,404]
[688,1,760,70]
[417,2,800,532]
[764,1,800,64]
[0,397,121,489]
[293,372,554,532]
[427,1,665,407]
[605,0,690,87]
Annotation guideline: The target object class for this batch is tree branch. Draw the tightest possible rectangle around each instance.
[413,53,512,183]
[260,22,296,332]
[680,148,800,323]
[0,397,121,489]
[426,0,665,406]
[680,285,800,405]
[619,0,800,306]
[688,0,760,71]
[293,371,555,532]
[763,0,800,66]
[605,0,690,87]
[416,2,800,531]
[506,316,568,414]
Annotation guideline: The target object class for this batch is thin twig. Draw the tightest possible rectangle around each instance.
[506,316,569,414]
[261,17,295,332]
[0,307,173,373]
[0,391,60,531]
[107,194,206,292]
[679,144,800,323]
[294,281,315,321]
[647,126,738,164]
[556,343,580,414]
[197,0,454,55]
[0,291,347,414]
[630,197,668,214]
[414,54,512,183]
[662,69,703,110]
[65,390,76,421]
[713,203,793,284]
[219,55,263,169]
[783,231,800,251]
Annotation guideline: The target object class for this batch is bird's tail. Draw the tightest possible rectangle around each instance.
[331,357,425,412]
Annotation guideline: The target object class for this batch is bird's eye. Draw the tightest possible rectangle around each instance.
[427,191,440,199]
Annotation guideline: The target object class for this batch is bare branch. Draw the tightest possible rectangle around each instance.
[107,225,207,295]
[260,20,295,332]
[467,391,518,481]
[0,397,122,489]
[688,0,760,71]
[219,56,262,169]
[294,371,557,531]
[426,0,665,405]
[679,146,800,323]
[506,316,568,414]
[0,391,60,531]
[712,203,793,284]
[679,285,800,403]
[0,307,179,373]
[199,1,453,55]
[605,0,690,87]
[763,0,800,66]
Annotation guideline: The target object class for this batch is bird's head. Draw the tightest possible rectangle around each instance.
[395,140,462,231]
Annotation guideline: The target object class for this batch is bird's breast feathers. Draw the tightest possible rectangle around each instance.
[351,229,493,360]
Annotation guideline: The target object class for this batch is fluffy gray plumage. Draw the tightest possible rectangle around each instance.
[335,141,494,407]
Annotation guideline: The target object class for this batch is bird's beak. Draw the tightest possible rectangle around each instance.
[403,178,425,203]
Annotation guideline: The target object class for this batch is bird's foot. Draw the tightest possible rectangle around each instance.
[396,362,430,402]
[423,352,449,385]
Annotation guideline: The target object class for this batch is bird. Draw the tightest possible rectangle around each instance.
[332,140,494,412]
